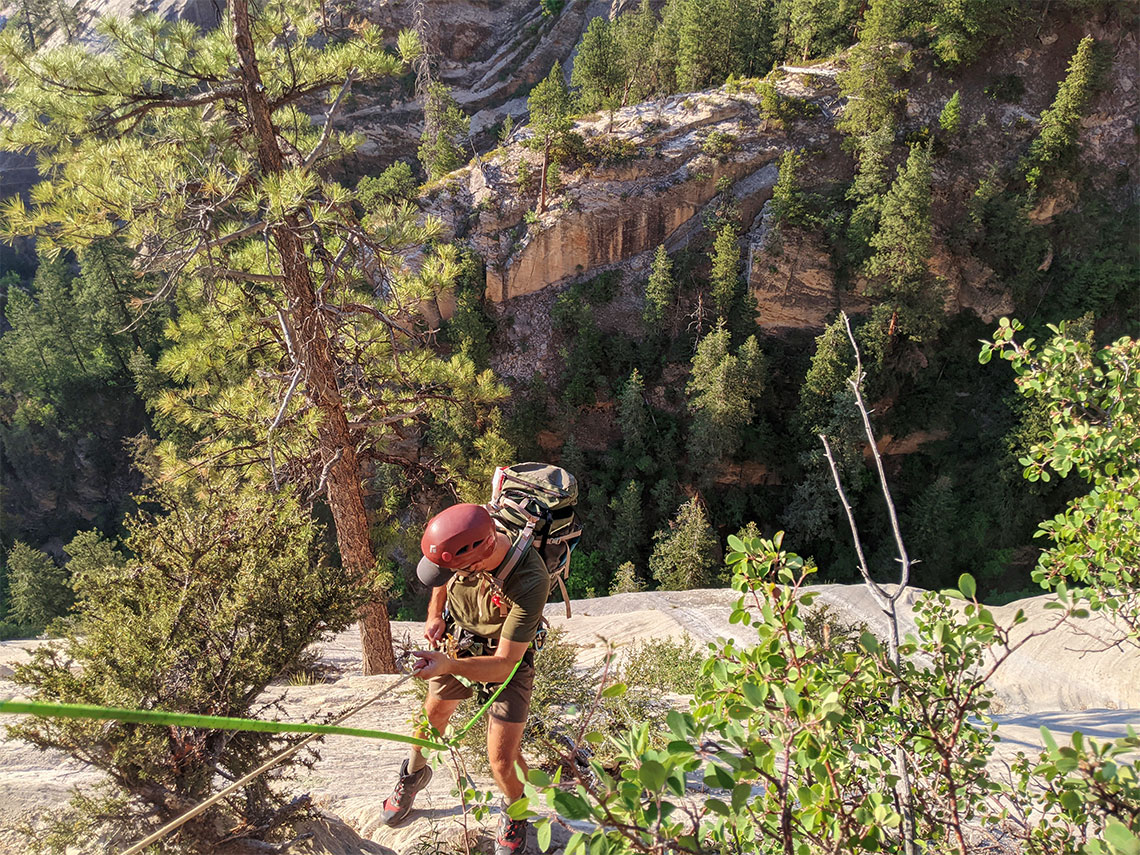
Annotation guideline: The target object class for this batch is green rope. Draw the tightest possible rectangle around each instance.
[450,657,522,742]
[0,656,524,750]
[0,699,450,751]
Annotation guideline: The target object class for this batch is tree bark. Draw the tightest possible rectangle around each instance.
[232,0,395,674]
[539,140,549,213]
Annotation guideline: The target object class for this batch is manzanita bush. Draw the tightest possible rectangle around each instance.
[514,537,1136,854]
[981,318,1139,644]
[505,317,1139,854]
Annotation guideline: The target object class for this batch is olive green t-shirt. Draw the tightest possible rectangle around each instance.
[447,548,550,644]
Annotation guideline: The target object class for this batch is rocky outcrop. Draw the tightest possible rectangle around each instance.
[341,0,603,166]
[748,211,871,333]
[426,79,843,303]
[929,246,1015,322]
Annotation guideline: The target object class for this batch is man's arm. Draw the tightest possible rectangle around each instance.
[412,638,528,684]
[424,585,448,646]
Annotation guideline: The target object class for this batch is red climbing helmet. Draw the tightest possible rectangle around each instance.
[420,503,496,571]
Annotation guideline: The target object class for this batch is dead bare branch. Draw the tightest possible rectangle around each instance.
[302,73,356,169]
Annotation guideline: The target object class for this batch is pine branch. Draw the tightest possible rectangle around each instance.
[196,266,284,284]
[92,86,244,134]
[302,73,356,169]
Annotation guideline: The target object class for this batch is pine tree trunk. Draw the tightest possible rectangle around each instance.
[232,0,396,674]
[539,140,549,213]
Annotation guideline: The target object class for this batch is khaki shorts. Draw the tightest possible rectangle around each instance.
[428,650,535,724]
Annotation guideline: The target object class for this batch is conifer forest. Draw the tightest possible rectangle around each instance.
[0,0,1137,852]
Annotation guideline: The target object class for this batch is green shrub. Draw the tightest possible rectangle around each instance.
[0,621,42,641]
[564,548,608,600]
[442,248,493,369]
[6,542,71,628]
[609,562,643,595]
[938,90,962,135]
[11,477,362,853]
[356,161,417,207]
[586,136,638,165]
[700,130,738,159]
[515,159,537,195]
[984,73,1024,103]
[520,531,1123,855]
[618,633,703,695]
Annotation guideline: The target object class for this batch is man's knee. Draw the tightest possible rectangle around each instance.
[421,694,460,736]
[487,718,525,763]
[488,739,517,769]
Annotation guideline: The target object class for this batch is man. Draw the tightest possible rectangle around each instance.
[381,502,550,855]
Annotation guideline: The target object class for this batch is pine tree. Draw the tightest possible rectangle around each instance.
[789,0,832,61]
[419,82,470,180]
[929,0,1015,66]
[836,0,907,138]
[1023,36,1096,189]
[846,122,894,255]
[62,530,125,593]
[797,316,856,436]
[939,90,962,135]
[677,0,726,91]
[771,150,808,227]
[572,16,627,123]
[651,477,679,519]
[609,561,644,594]
[561,433,587,484]
[643,245,675,326]
[649,497,720,590]
[0,0,491,673]
[619,369,650,467]
[7,542,72,626]
[616,0,659,103]
[528,63,572,213]
[687,323,766,468]
[865,143,944,341]
[730,0,775,77]
[710,222,742,321]
[652,0,685,95]
[7,0,55,49]
[608,479,645,570]
[904,475,959,583]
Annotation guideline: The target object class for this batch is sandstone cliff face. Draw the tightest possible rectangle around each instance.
[340,0,605,167]
[427,77,843,307]
[748,215,871,333]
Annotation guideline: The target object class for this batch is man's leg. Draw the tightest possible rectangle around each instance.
[489,716,532,853]
[409,693,462,771]
[487,716,528,800]
[381,692,462,826]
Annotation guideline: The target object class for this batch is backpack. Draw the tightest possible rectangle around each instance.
[486,462,581,618]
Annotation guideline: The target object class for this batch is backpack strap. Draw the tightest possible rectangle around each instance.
[555,576,571,619]
[495,516,536,588]
[488,498,576,621]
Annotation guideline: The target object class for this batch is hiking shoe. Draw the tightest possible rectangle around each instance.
[495,811,529,855]
[379,759,432,827]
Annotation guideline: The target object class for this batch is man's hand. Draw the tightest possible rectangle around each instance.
[424,615,446,647]
[411,650,452,680]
